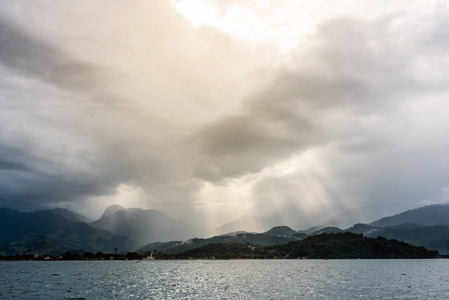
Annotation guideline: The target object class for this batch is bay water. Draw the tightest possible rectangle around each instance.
[1,259,448,299]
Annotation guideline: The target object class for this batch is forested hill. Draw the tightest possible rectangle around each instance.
[167,232,439,259]
[271,232,439,259]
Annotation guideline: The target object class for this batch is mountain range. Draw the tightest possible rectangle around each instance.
[136,204,449,255]
[0,205,199,255]
[370,205,449,227]
[0,208,137,255]
[2,203,449,255]
[213,208,367,236]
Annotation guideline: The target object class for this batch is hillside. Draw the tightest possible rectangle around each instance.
[46,208,92,223]
[370,204,449,227]
[346,223,449,254]
[0,208,76,243]
[309,226,344,235]
[0,208,137,255]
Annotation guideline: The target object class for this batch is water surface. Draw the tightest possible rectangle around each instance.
[0,259,447,299]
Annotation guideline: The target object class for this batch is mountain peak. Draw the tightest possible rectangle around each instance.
[100,204,127,219]
[264,226,297,236]
[91,205,197,246]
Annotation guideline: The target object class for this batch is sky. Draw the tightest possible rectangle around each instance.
[1,0,449,232]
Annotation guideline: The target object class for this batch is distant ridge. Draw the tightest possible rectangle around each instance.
[306,208,367,232]
[91,205,199,246]
[212,215,269,236]
[346,223,449,255]
[46,208,92,223]
[370,204,449,227]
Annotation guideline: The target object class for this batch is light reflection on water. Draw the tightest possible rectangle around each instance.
[0,259,448,299]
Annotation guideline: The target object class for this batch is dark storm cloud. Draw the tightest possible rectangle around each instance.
[0,146,30,171]
[0,130,116,210]
[0,18,147,212]
[0,18,125,210]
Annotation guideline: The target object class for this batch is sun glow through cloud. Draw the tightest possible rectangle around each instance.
[170,0,438,53]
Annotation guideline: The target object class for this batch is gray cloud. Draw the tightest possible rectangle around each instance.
[192,11,449,221]
[0,1,258,219]
[1,1,449,227]
[0,17,130,210]
[0,20,110,95]
[193,16,410,180]
[194,90,321,180]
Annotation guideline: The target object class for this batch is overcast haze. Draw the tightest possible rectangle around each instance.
[1,0,449,233]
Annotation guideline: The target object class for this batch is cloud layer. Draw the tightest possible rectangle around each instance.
[1,0,449,230]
